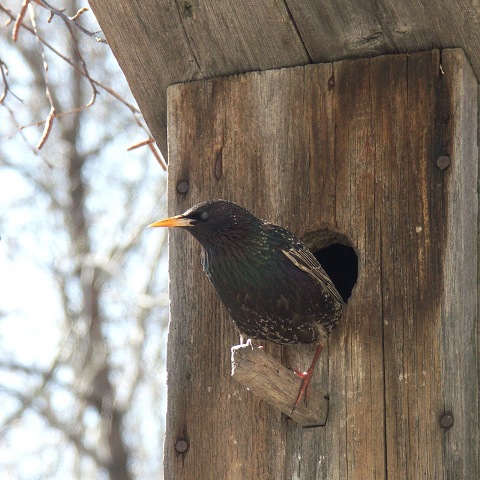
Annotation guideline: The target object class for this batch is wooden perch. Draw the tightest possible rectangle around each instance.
[231,344,329,427]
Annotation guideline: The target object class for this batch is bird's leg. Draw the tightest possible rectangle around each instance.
[290,344,323,414]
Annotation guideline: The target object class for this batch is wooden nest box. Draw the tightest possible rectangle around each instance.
[163,49,478,479]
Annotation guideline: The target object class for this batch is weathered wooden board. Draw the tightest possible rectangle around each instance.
[164,50,478,479]
[90,0,480,159]
[89,0,309,156]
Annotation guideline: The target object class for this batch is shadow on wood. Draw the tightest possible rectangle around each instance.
[231,344,329,427]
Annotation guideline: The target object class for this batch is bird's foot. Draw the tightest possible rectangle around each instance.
[290,369,314,414]
[239,335,255,349]
[239,336,264,351]
[289,344,324,414]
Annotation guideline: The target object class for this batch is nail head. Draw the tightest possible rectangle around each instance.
[440,413,454,429]
[175,438,189,453]
[436,156,450,170]
[176,180,189,193]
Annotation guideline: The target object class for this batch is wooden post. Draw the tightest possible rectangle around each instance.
[164,49,478,479]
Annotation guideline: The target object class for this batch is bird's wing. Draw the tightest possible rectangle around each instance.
[280,243,345,305]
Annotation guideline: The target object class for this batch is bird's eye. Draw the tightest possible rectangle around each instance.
[200,211,209,221]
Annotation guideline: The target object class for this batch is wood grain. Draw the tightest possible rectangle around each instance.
[439,49,479,478]
[231,345,329,427]
[89,0,308,156]
[90,0,480,159]
[164,50,478,479]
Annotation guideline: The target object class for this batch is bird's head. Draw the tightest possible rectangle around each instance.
[149,199,262,247]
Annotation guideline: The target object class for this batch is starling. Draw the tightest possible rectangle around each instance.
[149,199,344,412]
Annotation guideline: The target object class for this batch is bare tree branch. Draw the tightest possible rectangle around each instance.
[0,156,64,208]
[12,0,30,42]
[0,356,59,436]
[38,0,106,43]
[69,7,88,22]
[1,2,159,159]
[28,3,57,148]
[39,400,103,466]
[0,2,167,478]
[0,5,140,113]
[121,234,168,409]
[0,59,22,103]
[127,137,166,171]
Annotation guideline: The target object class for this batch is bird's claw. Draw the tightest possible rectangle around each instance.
[289,370,313,414]
[239,337,265,350]
[289,367,307,379]
[239,336,254,348]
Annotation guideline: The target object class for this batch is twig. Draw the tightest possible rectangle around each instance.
[26,4,100,149]
[0,154,64,207]
[5,108,94,136]
[28,3,56,149]
[12,0,30,42]
[63,20,98,109]
[38,0,106,43]
[0,5,140,113]
[1,103,40,156]
[148,140,167,170]
[0,59,23,103]
[0,385,103,466]
[36,105,55,149]
[127,137,167,170]
[37,399,104,465]
[127,139,152,151]
[121,231,168,410]
[127,108,168,168]
[70,7,88,22]
[1,4,163,163]
[0,61,9,103]
[0,355,59,437]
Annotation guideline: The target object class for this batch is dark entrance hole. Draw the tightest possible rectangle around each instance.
[303,231,358,303]
[313,244,358,303]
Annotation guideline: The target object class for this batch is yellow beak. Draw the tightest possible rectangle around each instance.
[148,214,194,228]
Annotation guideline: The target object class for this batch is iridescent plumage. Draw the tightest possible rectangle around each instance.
[149,199,344,411]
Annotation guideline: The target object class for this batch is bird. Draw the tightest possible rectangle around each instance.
[149,199,344,412]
